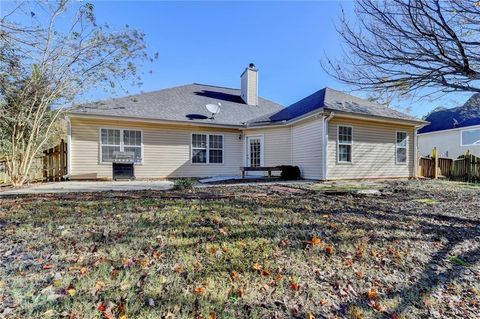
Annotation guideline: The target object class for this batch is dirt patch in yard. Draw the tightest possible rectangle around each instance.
[0,180,479,318]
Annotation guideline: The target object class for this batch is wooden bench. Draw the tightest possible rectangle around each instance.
[241,166,282,178]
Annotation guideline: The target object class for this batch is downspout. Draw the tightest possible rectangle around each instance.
[66,116,72,178]
[323,111,335,180]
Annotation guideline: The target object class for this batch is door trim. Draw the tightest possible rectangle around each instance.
[244,134,265,169]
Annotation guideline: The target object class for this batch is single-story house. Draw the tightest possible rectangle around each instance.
[66,64,427,180]
[418,94,480,158]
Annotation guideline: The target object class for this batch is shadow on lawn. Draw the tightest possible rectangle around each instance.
[2,185,479,317]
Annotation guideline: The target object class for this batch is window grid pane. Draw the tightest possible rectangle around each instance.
[396,132,407,147]
[338,126,352,162]
[192,149,207,163]
[192,134,207,148]
[209,135,223,149]
[209,150,223,163]
[339,126,352,144]
[124,130,141,146]
[101,145,121,162]
[396,148,407,163]
[396,132,407,163]
[462,129,480,146]
[339,145,352,163]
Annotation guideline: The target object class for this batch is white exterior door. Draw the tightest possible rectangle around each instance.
[245,136,264,176]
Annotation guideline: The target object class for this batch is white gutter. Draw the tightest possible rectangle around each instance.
[68,113,245,130]
[413,123,429,178]
[322,112,335,180]
[66,116,72,177]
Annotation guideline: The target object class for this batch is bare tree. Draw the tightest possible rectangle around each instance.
[0,1,155,186]
[323,0,480,101]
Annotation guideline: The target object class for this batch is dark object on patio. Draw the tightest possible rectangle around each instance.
[112,151,135,180]
[278,165,301,180]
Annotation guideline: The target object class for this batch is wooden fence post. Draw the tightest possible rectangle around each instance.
[433,147,439,179]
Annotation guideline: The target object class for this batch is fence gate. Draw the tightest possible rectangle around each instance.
[43,139,68,182]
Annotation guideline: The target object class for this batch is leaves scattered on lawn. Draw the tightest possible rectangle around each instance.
[0,180,479,318]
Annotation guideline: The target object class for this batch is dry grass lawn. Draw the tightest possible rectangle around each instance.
[0,180,479,318]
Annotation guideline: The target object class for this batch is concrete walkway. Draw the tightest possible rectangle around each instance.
[0,180,174,196]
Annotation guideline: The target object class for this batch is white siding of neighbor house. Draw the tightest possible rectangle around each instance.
[242,126,292,169]
[291,117,324,180]
[327,117,415,179]
[70,117,243,179]
[418,126,480,158]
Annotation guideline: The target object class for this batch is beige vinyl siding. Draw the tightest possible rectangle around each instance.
[242,126,292,167]
[292,117,324,180]
[418,126,480,158]
[70,118,243,179]
[327,117,415,179]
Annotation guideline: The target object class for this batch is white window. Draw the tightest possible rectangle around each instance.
[461,128,480,146]
[396,131,408,164]
[191,133,223,164]
[100,128,142,163]
[338,126,352,163]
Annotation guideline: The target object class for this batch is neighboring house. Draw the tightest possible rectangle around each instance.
[418,94,480,158]
[66,64,426,180]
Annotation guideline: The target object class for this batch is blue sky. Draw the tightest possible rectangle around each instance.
[2,1,472,117]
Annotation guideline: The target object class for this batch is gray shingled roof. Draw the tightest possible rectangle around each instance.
[68,83,284,126]
[69,85,424,127]
[248,88,425,126]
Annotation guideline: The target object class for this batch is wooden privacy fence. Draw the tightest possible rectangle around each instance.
[419,152,480,182]
[451,154,480,182]
[43,139,68,182]
[418,156,453,179]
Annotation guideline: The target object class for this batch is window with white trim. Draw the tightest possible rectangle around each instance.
[338,126,352,163]
[396,132,407,164]
[192,134,223,164]
[100,128,142,163]
[461,128,480,146]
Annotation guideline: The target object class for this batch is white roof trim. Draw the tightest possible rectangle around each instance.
[67,112,244,129]
[418,124,480,136]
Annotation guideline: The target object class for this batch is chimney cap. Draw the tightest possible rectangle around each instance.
[248,63,256,69]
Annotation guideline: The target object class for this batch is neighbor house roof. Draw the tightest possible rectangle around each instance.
[418,93,480,134]
[248,88,425,126]
[68,83,284,127]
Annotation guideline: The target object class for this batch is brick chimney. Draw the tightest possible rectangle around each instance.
[240,63,258,106]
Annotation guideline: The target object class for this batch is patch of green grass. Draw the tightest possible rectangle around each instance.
[413,198,439,205]
[173,178,196,190]
[449,256,469,267]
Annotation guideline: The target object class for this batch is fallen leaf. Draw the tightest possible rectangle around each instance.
[325,245,334,254]
[320,299,328,306]
[194,286,205,295]
[262,269,270,276]
[231,271,239,279]
[307,236,322,246]
[152,251,162,260]
[67,287,76,297]
[95,280,106,292]
[140,258,149,269]
[368,288,378,301]
[97,302,107,312]
[306,312,315,319]
[43,263,54,270]
[290,281,301,291]
[252,263,262,271]
[209,311,217,319]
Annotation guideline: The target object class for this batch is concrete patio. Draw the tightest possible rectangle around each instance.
[0,180,174,196]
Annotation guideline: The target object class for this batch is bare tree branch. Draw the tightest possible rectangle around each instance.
[322,0,480,102]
